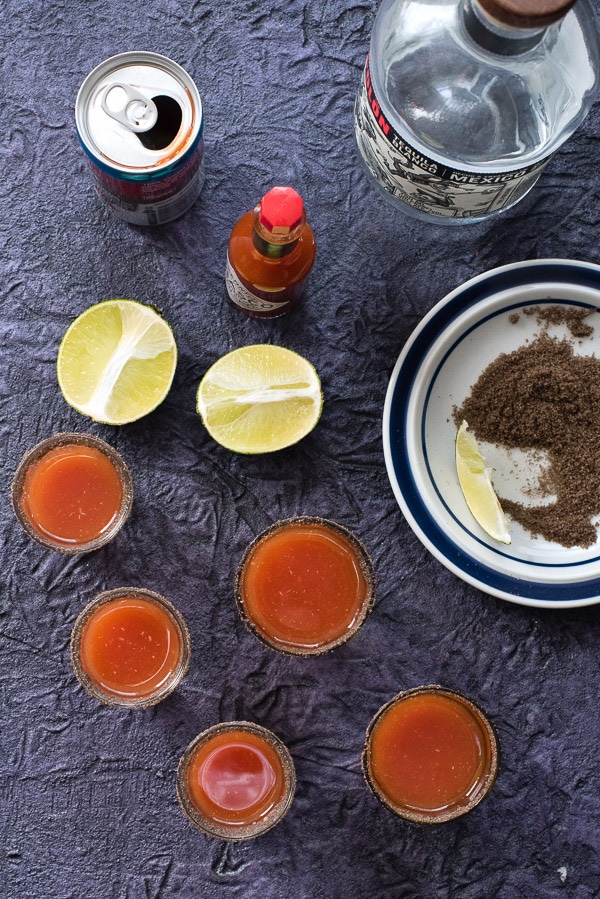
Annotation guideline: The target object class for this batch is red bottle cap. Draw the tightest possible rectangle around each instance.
[259,187,304,237]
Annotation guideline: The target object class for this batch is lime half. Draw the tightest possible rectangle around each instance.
[57,299,177,425]
[197,344,323,454]
[455,420,511,544]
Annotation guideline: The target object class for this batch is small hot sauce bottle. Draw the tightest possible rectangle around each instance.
[225,186,316,318]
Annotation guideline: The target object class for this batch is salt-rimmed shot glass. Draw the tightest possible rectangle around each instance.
[176,721,296,841]
[70,588,191,709]
[362,685,499,824]
[10,432,133,554]
[234,516,375,656]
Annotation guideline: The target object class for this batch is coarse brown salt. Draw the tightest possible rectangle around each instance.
[454,306,600,548]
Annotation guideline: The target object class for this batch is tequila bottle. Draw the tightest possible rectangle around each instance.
[354,0,600,222]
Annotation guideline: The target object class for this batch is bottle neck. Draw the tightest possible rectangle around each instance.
[252,207,303,258]
[463,0,548,55]
[251,231,298,258]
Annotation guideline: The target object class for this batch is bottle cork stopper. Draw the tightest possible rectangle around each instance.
[477,0,575,27]
[259,187,304,237]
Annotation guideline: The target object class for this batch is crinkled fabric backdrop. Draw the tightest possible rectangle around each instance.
[2,1,600,897]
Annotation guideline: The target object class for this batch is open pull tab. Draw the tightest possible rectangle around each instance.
[101,82,158,133]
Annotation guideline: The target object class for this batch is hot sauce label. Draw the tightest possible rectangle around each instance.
[225,255,292,315]
[354,56,552,219]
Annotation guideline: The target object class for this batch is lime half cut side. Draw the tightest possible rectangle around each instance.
[197,344,323,454]
[57,299,177,425]
[455,420,511,545]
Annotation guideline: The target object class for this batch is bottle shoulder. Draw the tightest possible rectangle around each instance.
[228,216,315,288]
[368,0,600,167]
[228,209,255,240]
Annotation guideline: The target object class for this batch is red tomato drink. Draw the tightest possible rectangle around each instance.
[71,588,190,708]
[235,517,375,655]
[11,433,133,553]
[177,722,296,840]
[363,686,499,823]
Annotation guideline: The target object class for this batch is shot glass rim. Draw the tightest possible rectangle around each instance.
[10,431,134,555]
[234,515,376,657]
[362,684,499,825]
[70,587,191,709]
[176,720,297,841]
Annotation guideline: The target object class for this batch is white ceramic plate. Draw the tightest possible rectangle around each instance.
[383,259,600,608]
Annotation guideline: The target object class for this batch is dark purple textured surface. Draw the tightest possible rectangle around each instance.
[2,1,600,897]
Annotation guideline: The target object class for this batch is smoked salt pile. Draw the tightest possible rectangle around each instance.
[455,307,600,548]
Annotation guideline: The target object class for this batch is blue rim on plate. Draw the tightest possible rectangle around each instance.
[383,259,600,609]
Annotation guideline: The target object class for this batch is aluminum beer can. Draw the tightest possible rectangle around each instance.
[76,51,204,226]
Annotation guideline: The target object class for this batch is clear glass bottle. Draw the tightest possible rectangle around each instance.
[225,186,316,317]
[354,0,600,223]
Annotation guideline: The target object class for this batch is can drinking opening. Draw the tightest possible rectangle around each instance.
[137,95,183,150]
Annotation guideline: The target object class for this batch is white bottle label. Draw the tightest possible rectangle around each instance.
[354,56,552,220]
[225,254,290,313]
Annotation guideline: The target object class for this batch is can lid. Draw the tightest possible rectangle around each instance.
[76,52,202,173]
[259,187,305,236]
[476,0,575,27]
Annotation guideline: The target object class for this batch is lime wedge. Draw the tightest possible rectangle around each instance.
[197,344,323,453]
[57,299,177,425]
[455,420,511,544]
